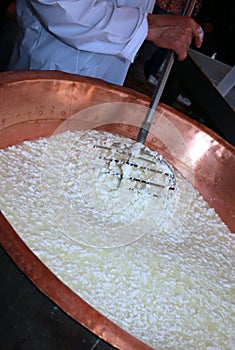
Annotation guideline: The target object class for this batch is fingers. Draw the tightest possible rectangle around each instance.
[194,25,204,48]
[179,17,204,49]
[146,15,204,60]
[171,24,204,59]
[172,26,191,60]
[147,26,191,61]
[175,20,204,59]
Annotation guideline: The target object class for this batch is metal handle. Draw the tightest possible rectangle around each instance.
[137,0,197,144]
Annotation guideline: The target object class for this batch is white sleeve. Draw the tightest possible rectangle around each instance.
[29,0,150,62]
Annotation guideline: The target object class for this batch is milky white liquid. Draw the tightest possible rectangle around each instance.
[0,130,234,350]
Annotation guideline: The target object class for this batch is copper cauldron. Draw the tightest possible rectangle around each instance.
[0,71,234,350]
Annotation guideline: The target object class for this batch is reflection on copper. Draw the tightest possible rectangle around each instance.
[187,131,212,164]
[0,70,234,350]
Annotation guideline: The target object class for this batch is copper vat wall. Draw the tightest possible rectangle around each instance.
[0,71,234,350]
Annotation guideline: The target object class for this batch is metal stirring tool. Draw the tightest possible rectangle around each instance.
[94,0,197,196]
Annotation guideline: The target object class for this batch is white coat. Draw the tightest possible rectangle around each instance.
[9,0,155,85]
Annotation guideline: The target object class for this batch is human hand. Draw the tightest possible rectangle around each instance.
[147,14,204,60]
